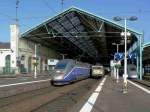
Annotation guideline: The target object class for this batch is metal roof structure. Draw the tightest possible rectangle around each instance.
[143,42,150,61]
[21,7,141,65]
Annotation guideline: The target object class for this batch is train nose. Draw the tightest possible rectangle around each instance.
[54,75,64,80]
[52,70,65,80]
[56,70,61,73]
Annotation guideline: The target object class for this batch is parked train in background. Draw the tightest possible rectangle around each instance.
[51,59,91,85]
[91,65,105,78]
[127,64,138,79]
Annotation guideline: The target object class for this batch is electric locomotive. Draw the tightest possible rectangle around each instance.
[91,65,105,78]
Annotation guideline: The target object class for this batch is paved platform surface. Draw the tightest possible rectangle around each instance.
[0,74,51,86]
[90,76,150,112]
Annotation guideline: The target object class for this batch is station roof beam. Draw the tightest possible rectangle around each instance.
[21,7,141,64]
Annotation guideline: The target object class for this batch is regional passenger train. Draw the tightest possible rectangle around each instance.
[51,59,91,85]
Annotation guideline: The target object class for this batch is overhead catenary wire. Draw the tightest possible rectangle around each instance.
[16,0,19,23]
[0,0,140,59]
[0,12,16,21]
[97,9,150,15]
[61,0,64,11]
[0,1,145,43]
[0,12,137,40]
[42,0,57,13]
[0,9,150,21]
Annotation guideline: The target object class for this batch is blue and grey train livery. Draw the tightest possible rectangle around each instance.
[51,59,91,85]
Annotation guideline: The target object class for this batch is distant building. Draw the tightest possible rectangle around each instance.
[0,42,10,49]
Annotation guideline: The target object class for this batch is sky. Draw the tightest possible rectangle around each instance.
[0,0,150,43]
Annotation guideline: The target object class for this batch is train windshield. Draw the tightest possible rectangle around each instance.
[93,66,103,69]
[55,63,67,69]
[130,67,136,71]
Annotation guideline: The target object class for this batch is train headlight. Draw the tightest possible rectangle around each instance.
[56,70,61,73]
[55,75,64,80]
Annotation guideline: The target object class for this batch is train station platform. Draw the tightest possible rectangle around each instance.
[0,72,50,86]
[79,76,150,112]
[0,72,51,98]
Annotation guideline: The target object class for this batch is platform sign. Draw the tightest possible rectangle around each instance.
[48,59,59,65]
[110,60,121,67]
[110,60,115,67]
[114,53,124,61]
[128,53,137,60]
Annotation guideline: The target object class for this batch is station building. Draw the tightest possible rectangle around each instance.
[0,42,13,74]
[0,7,144,77]
[0,25,61,75]
[18,38,61,74]
[0,25,19,75]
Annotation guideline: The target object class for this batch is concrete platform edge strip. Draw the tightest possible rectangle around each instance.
[0,79,51,88]
[79,76,107,112]
[128,80,150,94]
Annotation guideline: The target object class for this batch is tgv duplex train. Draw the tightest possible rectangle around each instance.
[51,59,91,85]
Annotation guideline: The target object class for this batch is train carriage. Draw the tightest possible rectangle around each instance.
[51,59,91,85]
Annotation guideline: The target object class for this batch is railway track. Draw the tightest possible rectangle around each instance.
[129,79,150,89]
[0,78,100,112]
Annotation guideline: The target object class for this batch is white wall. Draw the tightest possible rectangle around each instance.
[18,38,61,73]
[0,50,12,74]
[0,50,12,67]
[10,24,19,68]
[0,24,19,74]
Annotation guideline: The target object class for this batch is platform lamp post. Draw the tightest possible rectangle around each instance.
[112,43,123,83]
[113,16,138,93]
[61,54,67,59]
[34,44,38,78]
[34,43,40,79]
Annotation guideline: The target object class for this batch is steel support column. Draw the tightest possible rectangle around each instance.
[139,34,143,80]
[136,47,139,77]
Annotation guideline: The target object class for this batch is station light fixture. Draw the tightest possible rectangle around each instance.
[113,16,138,21]
[113,16,138,93]
[121,32,131,37]
[112,42,123,83]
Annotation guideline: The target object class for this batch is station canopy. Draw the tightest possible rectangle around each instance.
[21,7,141,65]
[143,43,150,62]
